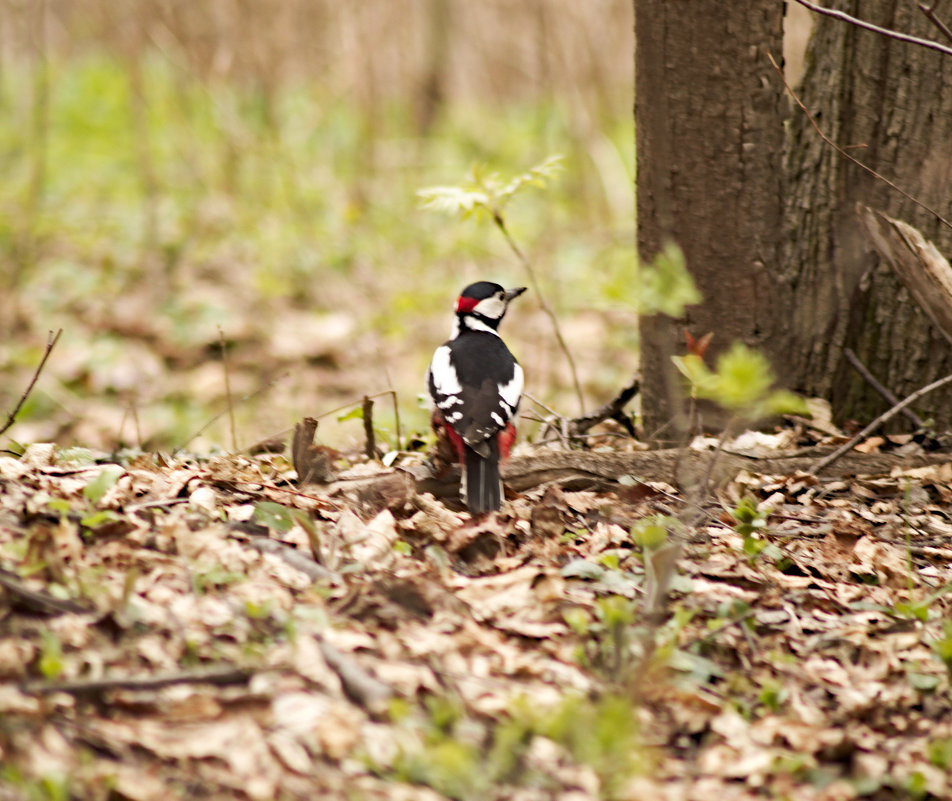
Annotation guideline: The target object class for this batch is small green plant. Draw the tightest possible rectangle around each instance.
[930,620,952,675]
[390,691,643,800]
[928,737,952,769]
[38,631,64,680]
[252,501,295,534]
[639,242,701,317]
[729,495,781,564]
[417,156,563,222]
[673,341,807,419]
[630,514,671,552]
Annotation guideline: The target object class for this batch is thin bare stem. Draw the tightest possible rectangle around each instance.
[491,211,586,414]
[218,327,238,450]
[0,328,61,439]
[809,372,952,474]
[843,348,925,428]
[181,371,289,449]
[792,0,952,58]
[767,52,952,232]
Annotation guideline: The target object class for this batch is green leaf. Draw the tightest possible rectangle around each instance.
[707,343,774,410]
[253,501,295,533]
[82,465,124,505]
[39,632,64,680]
[908,672,940,691]
[80,509,120,529]
[336,405,364,423]
[631,516,670,551]
[640,242,701,316]
[46,498,73,517]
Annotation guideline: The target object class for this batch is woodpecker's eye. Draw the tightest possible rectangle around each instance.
[496,292,504,300]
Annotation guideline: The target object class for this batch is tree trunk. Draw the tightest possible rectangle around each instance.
[635,0,786,442]
[782,1,952,428]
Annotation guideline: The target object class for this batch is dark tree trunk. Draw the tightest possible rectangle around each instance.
[635,0,786,442]
[782,1,952,428]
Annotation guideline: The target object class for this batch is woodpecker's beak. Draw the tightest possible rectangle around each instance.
[505,287,527,302]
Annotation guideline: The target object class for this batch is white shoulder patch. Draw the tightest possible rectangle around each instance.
[499,363,524,411]
[428,345,462,396]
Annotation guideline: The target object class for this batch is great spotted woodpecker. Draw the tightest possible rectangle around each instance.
[427,281,526,515]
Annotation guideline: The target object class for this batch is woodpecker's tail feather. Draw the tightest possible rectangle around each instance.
[462,438,502,515]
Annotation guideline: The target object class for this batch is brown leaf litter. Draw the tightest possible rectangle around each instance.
[1,439,952,800]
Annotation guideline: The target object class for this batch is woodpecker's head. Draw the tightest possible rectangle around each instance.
[454,281,526,333]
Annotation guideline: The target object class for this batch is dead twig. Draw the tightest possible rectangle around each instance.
[218,326,238,450]
[792,0,952,58]
[844,347,925,428]
[919,1,952,44]
[767,52,952,232]
[291,417,334,484]
[0,328,61,440]
[809,372,952,474]
[524,392,570,448]
[568,375,640,437]
[362,395,377,459]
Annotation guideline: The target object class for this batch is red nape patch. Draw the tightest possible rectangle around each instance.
[456,296,479,314]
[499,423,517,462]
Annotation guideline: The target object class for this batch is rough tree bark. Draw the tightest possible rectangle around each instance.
[635,0,786,442]
[637,0,952,438]
[781,1,952,427]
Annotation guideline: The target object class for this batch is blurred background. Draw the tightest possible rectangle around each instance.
[0,0,635,454]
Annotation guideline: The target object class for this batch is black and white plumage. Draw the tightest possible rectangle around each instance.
[427,281,526,515]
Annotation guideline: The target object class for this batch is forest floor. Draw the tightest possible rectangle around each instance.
[2,423,952,801]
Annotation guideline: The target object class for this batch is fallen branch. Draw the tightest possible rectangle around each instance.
[809,372,952,474]
[0,567,89,616]
[317,636,393,714]
[247,536,338,582]
[408,447,952,504]
[21,666,253,697]
[0,329,61,439]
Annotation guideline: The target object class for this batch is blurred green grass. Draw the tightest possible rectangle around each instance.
[1,53,635,452]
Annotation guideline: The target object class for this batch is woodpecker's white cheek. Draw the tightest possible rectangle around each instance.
[473,296,506,319]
